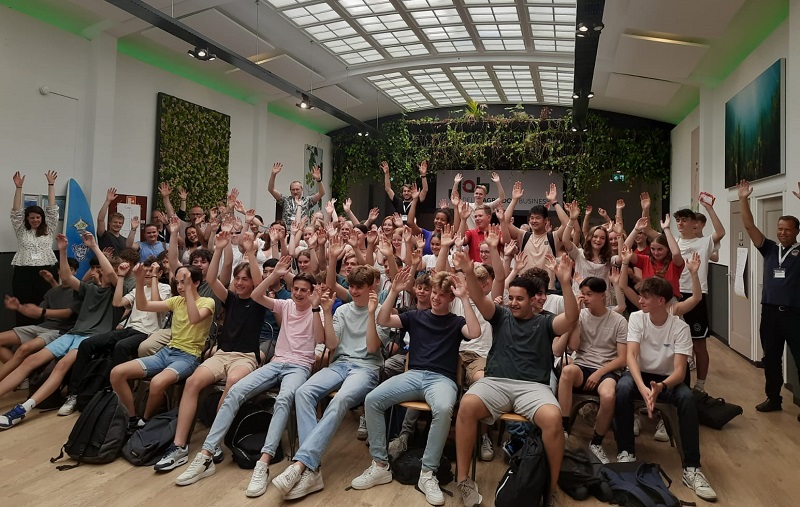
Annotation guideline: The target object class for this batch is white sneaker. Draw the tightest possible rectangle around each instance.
[57,395,78,416]
[388,433,409,461]
[283,468,324,500]
[246,461,270,497]
[683,467,717,501]
[357,414,368,440]
[457,477,482,507]
[616,451,636,463]
[351,460,393,490]
[589,443,609,464]
[480,433,494,461]
[155,444,189,471]
[654,419,669,442]
[633,414,641,437]
[417,469,444,506]
[175,452,215,486]
[272,462,303,495]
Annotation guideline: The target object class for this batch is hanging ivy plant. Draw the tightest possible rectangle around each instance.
[331,111,670,208]
[154,93,231,213]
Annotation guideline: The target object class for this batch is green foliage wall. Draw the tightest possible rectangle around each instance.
[154,93,231,213]
[331,112,671,207]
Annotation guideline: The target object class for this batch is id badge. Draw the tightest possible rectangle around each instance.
[401,214,408,222]
[774,268,786,279]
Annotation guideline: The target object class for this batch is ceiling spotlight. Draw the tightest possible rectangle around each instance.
[582,127,588,132]
[577,22,589,33]
[593,22,605,32]
[571,126,578,132]
[587,91,595,99]
[296,93,314,110]
[188,46,216,61]
[572,91,580,99]
[357,132,363,136]
[364,132,369,137]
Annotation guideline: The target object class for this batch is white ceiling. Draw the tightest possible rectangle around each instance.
[47,0,789,131]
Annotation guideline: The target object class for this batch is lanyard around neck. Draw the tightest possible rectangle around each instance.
[778,243,799,267]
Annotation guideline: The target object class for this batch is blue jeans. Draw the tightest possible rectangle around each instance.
[201,361,309,458]
[292,361,379,471]
[364,369,457,472]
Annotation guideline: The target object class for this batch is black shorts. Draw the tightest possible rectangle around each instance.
[574,365,619,393]
[680,292,709,339]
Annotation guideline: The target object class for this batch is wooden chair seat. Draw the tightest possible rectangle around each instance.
[399,400,432,412]
[498,412,528,423]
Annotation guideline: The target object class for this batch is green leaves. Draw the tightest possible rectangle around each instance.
[155,93,230,213]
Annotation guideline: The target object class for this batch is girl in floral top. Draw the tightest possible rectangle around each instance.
[11,171,60,326]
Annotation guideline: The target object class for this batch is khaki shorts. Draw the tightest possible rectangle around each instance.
[138,328,171,357]
[199,350,258,381]
[459,350,487,385]
[14,325,62,345]
[467,376,559,425]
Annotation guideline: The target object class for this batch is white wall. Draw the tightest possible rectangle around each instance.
[0,7,331,251]
[670,20,792,267]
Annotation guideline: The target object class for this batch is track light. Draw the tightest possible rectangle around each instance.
[577,22,589,33]
[571,126,578,132]
[296,93,314,110]
[188,46,216,61]
[593,22,604,32]
[587,91,595,99]
[572,91,580,99]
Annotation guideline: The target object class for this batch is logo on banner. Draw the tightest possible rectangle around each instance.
[457,178,491,195]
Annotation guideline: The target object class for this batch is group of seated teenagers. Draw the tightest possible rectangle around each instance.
[1,162,739,507]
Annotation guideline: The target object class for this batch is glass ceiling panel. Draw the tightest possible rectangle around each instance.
[265,0,577,111]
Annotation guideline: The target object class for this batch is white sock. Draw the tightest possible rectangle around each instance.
[694,379,706,391]
[22,399,36,412]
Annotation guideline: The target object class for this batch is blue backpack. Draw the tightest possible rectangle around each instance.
[602,462,695,507]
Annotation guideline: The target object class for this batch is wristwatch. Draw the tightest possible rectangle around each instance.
[311,307,322,313]
[660,381,668,391]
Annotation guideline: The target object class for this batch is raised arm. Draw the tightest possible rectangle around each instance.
[451,274,481,339]
[700,197,726,245]
[660,215,684,268]
[320,289,339,351]
[267,162,284,201]
[489,172,506,209]
[251,255,292,310]
[381,161,395,201]
[182,270,212,325]
[326,235,351,303]
[134,263,170,313]
[56,234,80,291]
[84,232,118,286]
[310,165,325,205]
[581,206,592,240]
[45,171,56,214]
[113,262,132,307]
[377,267,409,328]
[406,185,423,235]
[418,161,429,203]
[673,252,702,317]
[167,216,181,274]
[97,187,117,237]
[458,251,495,320]
[485,224,506,300]
[736,180,766,247]
[561,201,581,252]
[12,172,25,211]
[126,215,140,249]
[159,182,178,219]
[342,198,361,226]
[503,181,526,241]
[617,248,641,309]
[365,291,382,354]
[552,254,579,335]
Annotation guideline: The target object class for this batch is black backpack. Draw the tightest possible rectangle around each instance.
[602,462,692,507]
[224,398,283,469]
[75,354,113,412]
[495,431,549,507]
[391,447,453,486]
[30,358,66,410]
[50,389,129,470]
[122,408,179,466]
[558,447,613,501]
[693,390,743,430]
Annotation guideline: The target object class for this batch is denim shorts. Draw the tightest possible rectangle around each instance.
[136,346,199,381]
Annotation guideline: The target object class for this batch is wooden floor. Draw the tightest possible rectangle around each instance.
[1,338,798,507]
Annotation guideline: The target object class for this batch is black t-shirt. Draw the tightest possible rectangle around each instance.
[217,291,266,356]
[399,309,466,382]
[486,305,556,384]
[98,232,127,256]
[390,195,412,219]
[756,239,800,308]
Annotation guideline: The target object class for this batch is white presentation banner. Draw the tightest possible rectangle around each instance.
[435,170,564,214]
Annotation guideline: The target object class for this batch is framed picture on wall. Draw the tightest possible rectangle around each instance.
[724,58,785,188]
[23,194,39,209]
[304,144,323,212]
[40,195,67,220]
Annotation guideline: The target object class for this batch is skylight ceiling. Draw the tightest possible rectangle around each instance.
[265,0,577,112]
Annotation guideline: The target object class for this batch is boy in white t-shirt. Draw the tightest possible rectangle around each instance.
[613,277,716,502]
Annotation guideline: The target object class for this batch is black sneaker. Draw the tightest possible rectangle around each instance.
[212,445,224,464]
[755,398,782,412]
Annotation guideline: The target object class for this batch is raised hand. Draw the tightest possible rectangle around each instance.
[240,231,256,252]
[366,229,378,246]
[543,252,556,274]
[168,215,180,234]
[307,232,318,249]
[148,262,161,277]
[451,273,468,298]
[159,182,172,197]
[368,290,378,313]
[454,172,463,184]
[274,255,293,277]
[220,216,234,233]
[4,295,20,311]
[613,217,625,235]
[177,187,188,202]
[494,204,506,223]
[392,212,403,228]
[634,217,649,232]
[402,225,412,243]
[598,208,610,220]
[117,261,131,277]
[619,244,633,264]
[132,263,146,280]
[545,182,557,203]
[450,190,461,207]
[325,199,336,216]
[272,162,283,175]
[503,239,518,257]
[311,165,321,182]
[13,171,25,188]
[380,161,389,174]
[39,269,56,284]
[320,288,334,312]
[440,224,455,248]
[329,235,345,259]
[131,216,140,231]
[794,181,800,200]
[616,199,625,210]
[410,182,420,201]
[438,198,449,210]
[515,252,530,272]
[555,253,574,282]
[368,207,380,221]
[244,208,257,224]
[309,285,322,308]
[485,224,501,248]
[419,160,428,177]
[81,231,97,249]
[640,192,651,210]
[452,251,474,273]
[106,187,118,202]
[585,205,593,216]
[659,214,671,230]
[391,266,412,292]
[458,201,471,220]
[215,230,231,250]
[512,181,524,200]
[269,226,280,244]
[568,200,581,220]
[453,233,465,250]
[377,235,394,258]
[686,251,701,273]
[414,234,425,250]
[343,198,352,213]
[45,170,58,185]
[490,171,501,183]
[737,179,753,199]
[609,265,621,286]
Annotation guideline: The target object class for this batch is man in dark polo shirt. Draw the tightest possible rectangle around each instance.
[737,179,800,415]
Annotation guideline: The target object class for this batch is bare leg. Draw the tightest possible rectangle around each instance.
[144,370,179,420]
[534,404,564,492]
[455,394,492,482]
[595,378,617,436]
[110,361,146,416]
[0,348,54,398]
[557,364,583,418]
[694,339,709,383]
[30,349,77,404]
[0,337,46,383]
[174,366,215,447]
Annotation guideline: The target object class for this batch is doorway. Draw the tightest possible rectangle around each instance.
[728,200,751,358]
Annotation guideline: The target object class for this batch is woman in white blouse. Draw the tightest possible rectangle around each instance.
[11,171,59,326]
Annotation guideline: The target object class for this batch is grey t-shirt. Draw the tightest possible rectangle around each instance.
[574,308,628,370]
[39,285,81,332]
[70,282,115,336]
[486,305,555,384]
[331,302,391,371]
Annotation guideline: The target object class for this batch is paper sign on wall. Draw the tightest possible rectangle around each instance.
[734,247,748,298]
[117,203,141,238]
